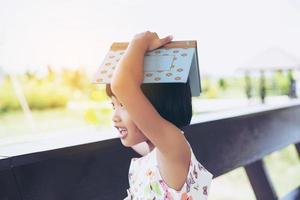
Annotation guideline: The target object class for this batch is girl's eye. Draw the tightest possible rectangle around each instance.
[111,102,124,109]
[111,102,115,109]
[119,103,125,109]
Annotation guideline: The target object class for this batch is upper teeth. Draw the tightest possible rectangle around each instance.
[119,128,126,131]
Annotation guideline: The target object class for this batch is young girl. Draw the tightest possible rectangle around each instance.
[106,31,213,199]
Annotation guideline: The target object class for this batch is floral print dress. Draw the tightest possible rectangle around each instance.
[124,142,213,200]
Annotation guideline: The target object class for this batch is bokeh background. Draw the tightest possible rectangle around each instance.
[1,0,300,199]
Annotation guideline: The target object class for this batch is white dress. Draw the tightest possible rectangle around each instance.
[124,141,213,200]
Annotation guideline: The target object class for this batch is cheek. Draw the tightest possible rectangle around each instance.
[129,122,148,139]
[122,112,148,140]
[133,126,148,140]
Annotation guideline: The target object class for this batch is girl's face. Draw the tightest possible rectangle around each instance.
[111,96,149,147]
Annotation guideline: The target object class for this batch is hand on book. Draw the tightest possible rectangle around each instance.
[131,31,173,52]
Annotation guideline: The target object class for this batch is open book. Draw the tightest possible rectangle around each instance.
[93,41,202,97]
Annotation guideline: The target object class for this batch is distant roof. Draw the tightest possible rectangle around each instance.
[238,47,300,72]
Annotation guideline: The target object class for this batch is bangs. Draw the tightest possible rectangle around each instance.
[105,84,115,98]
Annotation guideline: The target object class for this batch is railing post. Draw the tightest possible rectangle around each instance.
[245,159,277,200]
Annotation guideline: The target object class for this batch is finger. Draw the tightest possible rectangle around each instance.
[147,34,173,51]
[160,35,173,46]
[151,31,158,37]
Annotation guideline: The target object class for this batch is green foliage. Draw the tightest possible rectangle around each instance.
[84,107,112,125]
[0,79,21,112]
[62,68,90,92]
[1,67,296,114]
[90,85,109,102]
[24,81,69,110]
[218,78,227,90]
[273,70,289,95]
[0,78,70,112]
[199,70,294,99]
[0,67,79,112]
[201,76,218,98]
[0,67,113,126]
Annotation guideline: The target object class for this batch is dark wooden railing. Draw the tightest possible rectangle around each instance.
[1,101,300,200]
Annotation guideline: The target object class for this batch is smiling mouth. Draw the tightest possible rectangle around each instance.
[116,127,128,139]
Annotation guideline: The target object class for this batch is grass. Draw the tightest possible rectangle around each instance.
[209,145,300,200]
[0,108,93,138]
[209,167,256,200]
[0,100,113,138]
[264,145,300,198]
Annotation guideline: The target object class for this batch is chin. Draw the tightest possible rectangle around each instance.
[120,139,134,147]
[120,138,147,147]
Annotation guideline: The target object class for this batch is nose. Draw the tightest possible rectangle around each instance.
[112,109,121,123]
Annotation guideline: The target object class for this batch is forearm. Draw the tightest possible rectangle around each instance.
[111,41,147,89]
[111,32,172,93]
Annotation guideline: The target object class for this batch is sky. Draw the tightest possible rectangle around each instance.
[1,0,300,76]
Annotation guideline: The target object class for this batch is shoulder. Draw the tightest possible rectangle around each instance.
[189,149,214,182]
[185,150,214,197]
[156,143,213,191]
[129,152,153,172]
[128,152,157,187]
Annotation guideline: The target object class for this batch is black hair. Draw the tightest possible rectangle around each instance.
[105,80,192,128]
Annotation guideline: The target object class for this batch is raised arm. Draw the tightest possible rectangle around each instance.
[111,31,191,191]
[111,31,190,162]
